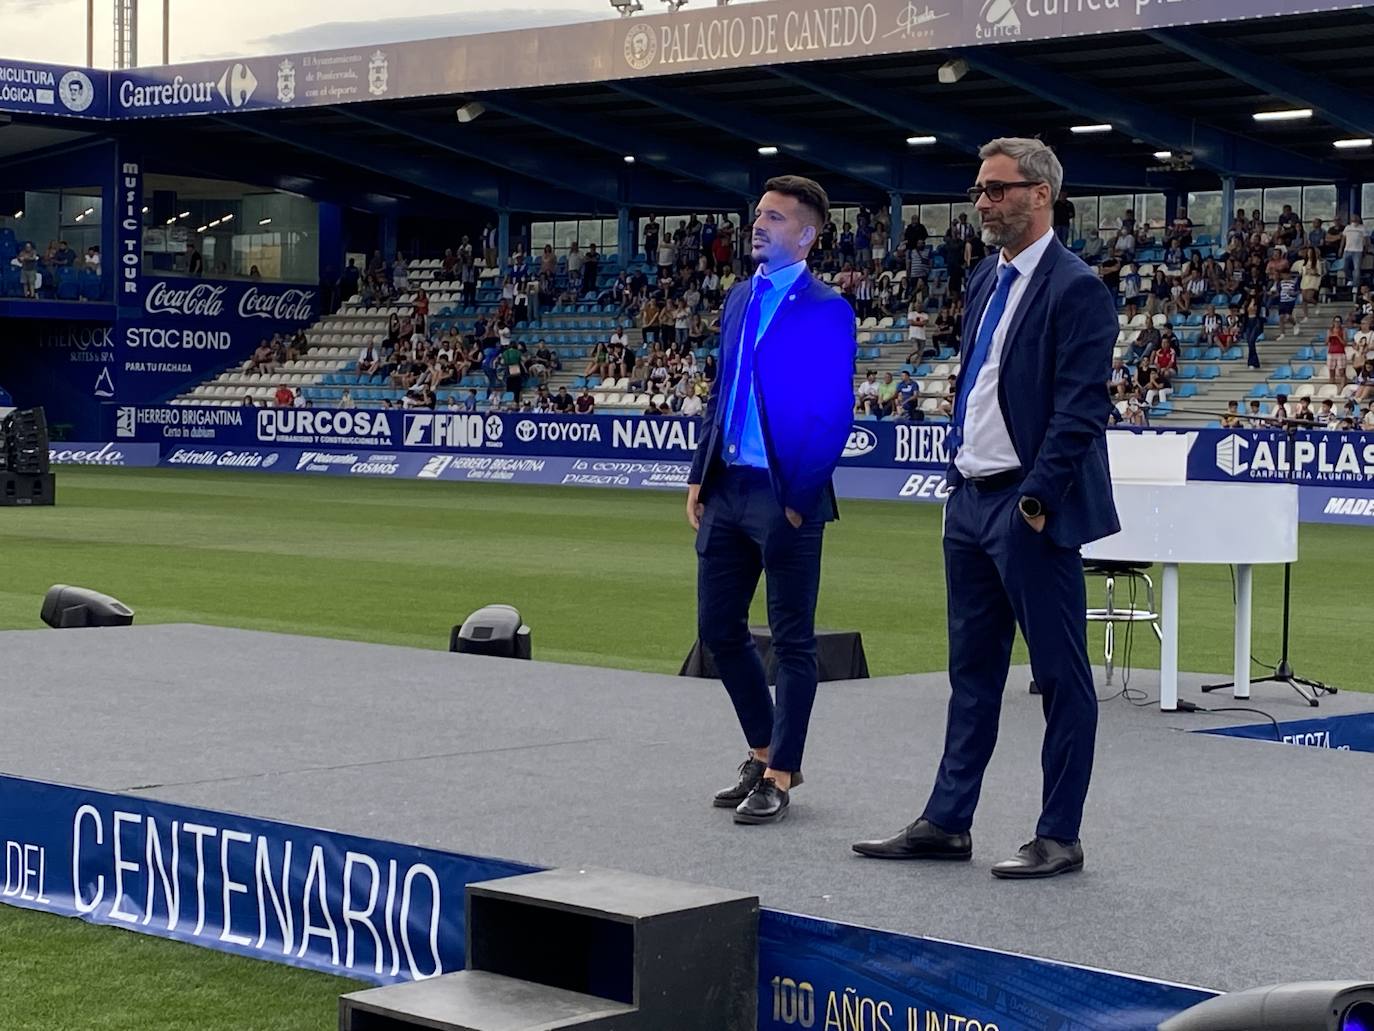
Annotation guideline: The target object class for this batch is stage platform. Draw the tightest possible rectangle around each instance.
[3,624,1372,996]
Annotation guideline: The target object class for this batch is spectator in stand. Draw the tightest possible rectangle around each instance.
[1271,392,1291,423]
[1292,396,1315,424]
[574,386,595,413]
[870,219,889,269]
[950,212,974,244]
[1342,215,1368,294]
[1123,397,1148,427]
[1169,207,1194,248]
[657,236,676,278]
[1317,397,1338,427]
[1307,218,1326,254]
[241,393,256,406]
[839,222,856,266]
[582,243,600,296]
[1112,226,1135,259]
[1274,268,1299,336]
[939,231,966,299]
[836,262,860,311]
[1246,398,1266,428]
[84,245,101,276]
[1108,358,1132,402]
[1293,246,1325,319]
[855,219,873,267]
[16,242,39,298]
[895,370,920,419]
[248,339,276,375]
[1277,204,1301,246]
[680,385,704,417]
[1199,303,1223,345]
[1242,297,1265,369]
[937,373,956,418]
[274,383,294,407]
[1052,191,1075,245]
[855,369,881,416]
[337,387,355,409]
[1350,359,1374,402]
[930,305,956,355]
[907,237,933,300]
[1220,400,1243,429]
[1080,229,1104,265]
[1097,252,1122,296]
[876,371,898,418]
[642,215,660,261]
[1352,315,1374,369]
[1327,315,1349,388]
[392,252,409,292]
[187,244,204,277]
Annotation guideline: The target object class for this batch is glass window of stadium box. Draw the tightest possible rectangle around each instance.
[1233,188,1262,222]
[1068,196,1098,243]
[0,188,104,276]
[1186,191,1221,240]
[1361,184,1374,221]
[1263,186,1302,225]
[920,204,951,239]
[1303,185,1337,223]
[139,175,317,283]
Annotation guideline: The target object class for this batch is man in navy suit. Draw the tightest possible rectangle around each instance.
[853,139,1119,877]
[688,175,857,825]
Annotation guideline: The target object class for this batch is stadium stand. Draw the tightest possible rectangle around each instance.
[169,208,1374,431]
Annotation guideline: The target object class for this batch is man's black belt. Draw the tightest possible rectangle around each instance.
[966,469,1024,493]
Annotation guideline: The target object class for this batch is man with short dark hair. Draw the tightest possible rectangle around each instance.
[688,174,856,825]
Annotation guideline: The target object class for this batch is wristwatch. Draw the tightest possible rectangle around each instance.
[1018,496,1044,519]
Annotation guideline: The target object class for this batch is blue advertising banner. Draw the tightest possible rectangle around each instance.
[97,0,1368,119]
[0,321,118,437]
[116,157,143,307]
[759,911,1214,1031]
[0,59,106,119]
[117,277,318,403]
[1186,428,1374,487]
[49,441,160,467]
[0,775,535,985]
[1,773,1213,1027]
[1195,712,1374,754]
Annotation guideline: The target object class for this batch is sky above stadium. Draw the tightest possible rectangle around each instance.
[0,0,767,67]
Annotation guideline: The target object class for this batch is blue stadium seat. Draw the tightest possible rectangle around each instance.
[1293,345,1315,361]
[1222,346,1243,361]
[1272,364,1293,379]
[1271,381,1293,395]
[1248,384,1269,398]
[1175,383,1198,399]
[1202,346,1222,360]
[1181,347,1201,361]
[1294,365,1314,380]
[1150,401,1174,418]
[79,269,101,301]
[1199,365,1221,380]
[1177,365,1198,379]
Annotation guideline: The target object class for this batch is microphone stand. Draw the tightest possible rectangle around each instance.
[1191,412,1338,706]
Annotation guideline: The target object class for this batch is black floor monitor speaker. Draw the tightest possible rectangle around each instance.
[680,626,869,683]
[41,584,135,628]
[450,604,532,659]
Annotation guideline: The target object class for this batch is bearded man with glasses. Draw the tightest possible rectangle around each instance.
[852,138,1120,880]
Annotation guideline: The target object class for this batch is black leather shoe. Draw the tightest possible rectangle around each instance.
[712,756,766,808]
[990,837,1084,879]
[734,778,789,824]
[851,817,972,860]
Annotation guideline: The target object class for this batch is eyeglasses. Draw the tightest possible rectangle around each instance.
[966,180,1044,203]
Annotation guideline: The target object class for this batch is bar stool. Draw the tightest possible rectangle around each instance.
[1084,559,1163,685]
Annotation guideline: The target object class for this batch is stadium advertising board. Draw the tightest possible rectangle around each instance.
[1195,712,1374,753]
[0,773,1214,1026]
[0,322,119,437]
[117,278,318,403]
[0,59,106,119]
[102,0,1365,118]
[48,441,159,467]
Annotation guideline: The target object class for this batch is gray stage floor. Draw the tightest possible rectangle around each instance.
[3,624,1372,992]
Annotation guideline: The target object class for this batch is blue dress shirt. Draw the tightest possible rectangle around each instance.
[723,258,809,468]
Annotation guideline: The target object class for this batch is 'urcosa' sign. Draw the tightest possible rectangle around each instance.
[142,282,315,321]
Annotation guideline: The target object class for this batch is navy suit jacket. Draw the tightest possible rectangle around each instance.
[689,269,857,520]
[948,238,1121,549]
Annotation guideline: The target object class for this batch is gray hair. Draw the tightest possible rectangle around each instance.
[978,137,1063,200]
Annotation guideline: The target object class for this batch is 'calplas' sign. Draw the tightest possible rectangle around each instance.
[0,775,535,984]
[0,59,107,119]
[116,278,318,404]
[1190,428,1374,486]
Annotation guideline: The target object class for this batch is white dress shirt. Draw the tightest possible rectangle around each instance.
[955,227,1056,478]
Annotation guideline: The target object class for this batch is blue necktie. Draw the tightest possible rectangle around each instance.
[950,263,1020,451]
[722,278,772,461]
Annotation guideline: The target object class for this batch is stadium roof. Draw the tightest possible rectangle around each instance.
[4,0,1374,214]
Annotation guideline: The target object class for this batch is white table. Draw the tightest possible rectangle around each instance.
[1082,481,1298,710]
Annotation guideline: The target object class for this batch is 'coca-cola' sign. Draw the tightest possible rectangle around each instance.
[143,281,226,317]
[237,286,316,322]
